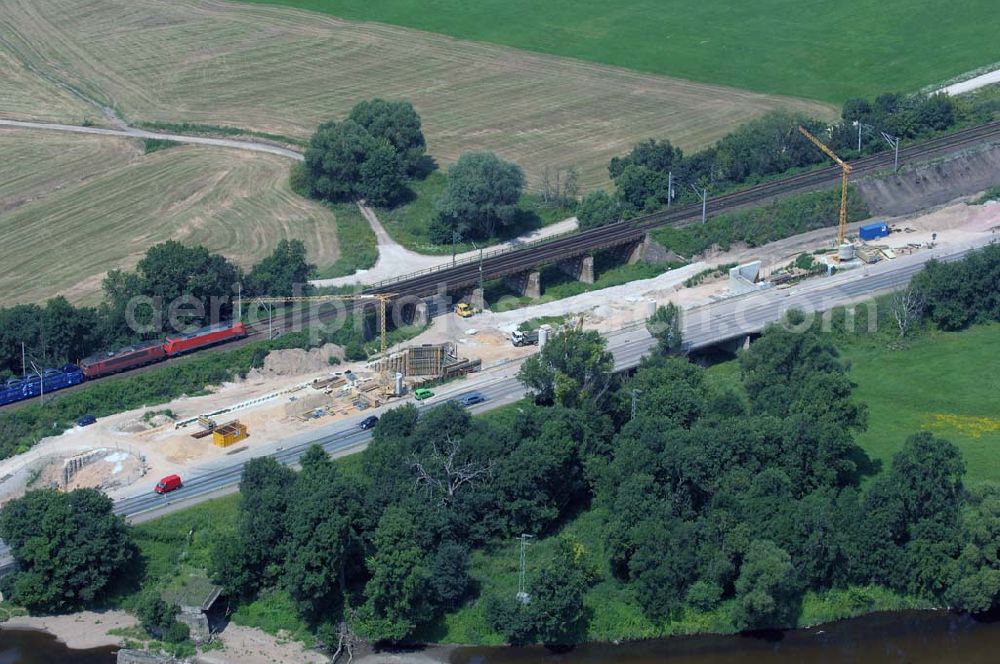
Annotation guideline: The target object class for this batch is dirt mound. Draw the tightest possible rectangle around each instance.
[251,343,344,378]
[859,144,1000,217]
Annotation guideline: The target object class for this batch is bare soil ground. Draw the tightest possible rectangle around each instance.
[196,623,331,664]
[0,129,340,305]
[0,0,834,189]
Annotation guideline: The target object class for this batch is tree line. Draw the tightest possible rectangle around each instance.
[578,88,987,230]
[0,239,314,379]
[5,288,1000,643]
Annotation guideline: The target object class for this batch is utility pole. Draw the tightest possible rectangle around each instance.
[881,131,901,173]
[30,361,43,406]
[690,184,707,224]
[631,388,642,421]
[451,231,460,266]
[667,172,674,208]
[21,341,26,378]
[516,534,534,604]
[236,282,242,321]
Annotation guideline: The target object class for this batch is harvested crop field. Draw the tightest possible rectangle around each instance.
[0,129,340,306]
[0,0,835,189]
[0,47,97,125]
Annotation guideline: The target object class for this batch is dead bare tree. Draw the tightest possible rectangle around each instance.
[891,286,925,338]
[329,618,364,664]
[563,166,580,203]
[540,166,554,204]
[412,434,493,504]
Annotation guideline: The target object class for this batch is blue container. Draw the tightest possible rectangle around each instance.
[859,221,890,241]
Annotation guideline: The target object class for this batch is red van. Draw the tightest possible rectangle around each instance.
[154,474,183,494]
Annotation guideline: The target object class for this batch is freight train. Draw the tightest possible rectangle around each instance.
[0,322,247,407]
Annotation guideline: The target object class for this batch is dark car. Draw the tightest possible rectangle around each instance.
[456,391,486,407]
[359,415,379,430]
[76,414,97,427]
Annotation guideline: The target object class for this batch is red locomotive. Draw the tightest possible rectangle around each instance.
[76,322,248,380]
[79,340,167,379]
[163,321,248,356]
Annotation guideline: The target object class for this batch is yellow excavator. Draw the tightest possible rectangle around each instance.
[798,126,852,258]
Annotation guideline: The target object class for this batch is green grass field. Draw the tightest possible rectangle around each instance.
[238,0,999,102]
[705,321,1000,486]
[842,324,1000,486]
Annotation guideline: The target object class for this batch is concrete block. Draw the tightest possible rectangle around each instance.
[177,610,210,643]
[117,650,177,664]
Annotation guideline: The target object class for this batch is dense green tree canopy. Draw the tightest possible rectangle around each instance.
[646,302,683,356]
[302,119,404,206]
[359,504,433,641]
[576,190,623,230]
[284,446,361,620]
[517,328,616,409]
[731,539,800,630]
[246,239,315,298]
[0,298,103,377]
[0,489,135,613]
[348,99,427,176]
[437,152,525,239]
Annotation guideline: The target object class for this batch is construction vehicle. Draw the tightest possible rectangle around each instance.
[456,302,475,318]
[510,329,539,347]
[798,126,853,260]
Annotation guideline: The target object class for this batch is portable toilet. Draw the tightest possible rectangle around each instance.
[859,221,890,241]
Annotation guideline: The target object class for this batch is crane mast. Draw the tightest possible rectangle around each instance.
[798,126,852,249]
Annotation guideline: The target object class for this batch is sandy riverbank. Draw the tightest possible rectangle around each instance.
[1,609,455,664]
[1,609,135,649]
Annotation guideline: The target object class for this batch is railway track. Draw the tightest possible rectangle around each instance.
[364,120,1000,299]
[245,120,1000,334]
[2,121,997,414]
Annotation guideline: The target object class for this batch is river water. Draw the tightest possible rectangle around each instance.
[5,609,1000,663]
[0,629,115,663]
[450,610,1000,664]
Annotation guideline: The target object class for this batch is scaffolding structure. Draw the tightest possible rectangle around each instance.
[373,342,461,377]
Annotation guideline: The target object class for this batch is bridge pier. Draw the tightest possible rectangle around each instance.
[720,334,753,354]
[558,255,595,284]
[627,234,650,264]
[503,270,541,298]
[414,301,430,327]
[469,287,485,312]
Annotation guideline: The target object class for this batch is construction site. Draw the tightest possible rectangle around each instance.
[0,184,996,507]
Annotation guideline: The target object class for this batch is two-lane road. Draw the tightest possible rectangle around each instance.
[0,238,988,573]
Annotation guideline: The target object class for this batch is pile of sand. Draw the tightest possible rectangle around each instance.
[252,343,345,378]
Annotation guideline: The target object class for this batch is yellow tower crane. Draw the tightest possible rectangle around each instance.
[798,126,853,253]
[252,293,396,354]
